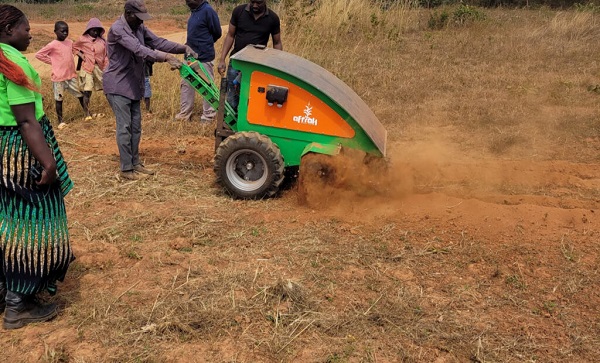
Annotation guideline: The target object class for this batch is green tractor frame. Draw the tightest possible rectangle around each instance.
[180,45,387,199]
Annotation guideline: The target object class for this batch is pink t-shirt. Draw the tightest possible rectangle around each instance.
[73,34,108,73]
[34,39,77,82]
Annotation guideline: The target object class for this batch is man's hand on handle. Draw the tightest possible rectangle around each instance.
[217,60,227,76]
[184,46,198,59]
[166,54,182,70]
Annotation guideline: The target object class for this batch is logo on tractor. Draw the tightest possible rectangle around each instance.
[293,103,318,126]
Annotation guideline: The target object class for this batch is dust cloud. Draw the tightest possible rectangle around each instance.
[297,135,599,212]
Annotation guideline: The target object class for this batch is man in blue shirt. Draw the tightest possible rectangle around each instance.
[174,0,221,123]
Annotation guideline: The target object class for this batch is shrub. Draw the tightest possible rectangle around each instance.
[428,9,451,28]
[453,4,487,25]
[428,4,487,29]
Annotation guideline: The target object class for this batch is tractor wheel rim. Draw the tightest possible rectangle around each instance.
[226,149,268,192]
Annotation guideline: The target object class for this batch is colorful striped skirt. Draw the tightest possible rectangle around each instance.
[0,115,74,295]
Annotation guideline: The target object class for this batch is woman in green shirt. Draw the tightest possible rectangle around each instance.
[0,4,74,330]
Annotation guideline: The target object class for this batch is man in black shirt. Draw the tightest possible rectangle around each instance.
[217,0,283,111]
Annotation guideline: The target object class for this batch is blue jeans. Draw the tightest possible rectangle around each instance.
[106,94,142,172]
[226,60,241,112]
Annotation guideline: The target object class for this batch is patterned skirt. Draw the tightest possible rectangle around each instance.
[0,115,74,295]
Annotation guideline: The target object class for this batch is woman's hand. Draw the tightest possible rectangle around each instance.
[11,103,58,185]
[37,167,57,186]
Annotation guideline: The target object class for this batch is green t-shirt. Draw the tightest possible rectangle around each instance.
[0,43,44,126]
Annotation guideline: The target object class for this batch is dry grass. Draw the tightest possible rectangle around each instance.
[2,1,600,362]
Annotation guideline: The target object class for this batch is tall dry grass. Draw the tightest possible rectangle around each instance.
[26,0,600,163]
[277,2,600,161]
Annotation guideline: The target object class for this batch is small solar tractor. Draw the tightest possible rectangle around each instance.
[180,45,387,199]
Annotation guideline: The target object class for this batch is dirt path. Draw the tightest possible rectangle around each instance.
[26,21,223,77]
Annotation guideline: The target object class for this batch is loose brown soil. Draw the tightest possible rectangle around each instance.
[1,21,599,363]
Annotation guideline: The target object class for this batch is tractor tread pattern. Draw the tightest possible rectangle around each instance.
[214,132,285,199]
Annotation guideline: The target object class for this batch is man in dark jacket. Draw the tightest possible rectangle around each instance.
[104,0,196,180]
[174,0,221,123]
[217,0,282,111]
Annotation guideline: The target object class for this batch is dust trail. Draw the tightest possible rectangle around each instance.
[297,136,600,211]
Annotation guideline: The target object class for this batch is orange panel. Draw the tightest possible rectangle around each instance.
[246,71,355,138]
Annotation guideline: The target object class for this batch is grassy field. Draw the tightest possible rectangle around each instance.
[1,1,600,362]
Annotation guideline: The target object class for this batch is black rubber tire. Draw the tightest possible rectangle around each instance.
[214,132,284,199]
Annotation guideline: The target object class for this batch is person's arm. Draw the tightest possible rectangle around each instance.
[272,33,283,51]
[209,10,222,42]
[34,42,53,65]
[11,103,57,185]
[98,38,109,71]
[144,27,187,57]
[72,37,83,54]
[113,25,178,63]
[217,24,236,76]
[72,37,88,71]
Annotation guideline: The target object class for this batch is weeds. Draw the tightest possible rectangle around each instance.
[505,274,527,289]
[560,235,578,262]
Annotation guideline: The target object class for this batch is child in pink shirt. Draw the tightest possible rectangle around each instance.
[35,21,91,128]
[73,18,108,119]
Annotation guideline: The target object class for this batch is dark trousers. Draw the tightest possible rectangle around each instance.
[107,94,142,172]
[226,60,241,112]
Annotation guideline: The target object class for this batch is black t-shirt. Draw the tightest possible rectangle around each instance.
[230,4,281,56]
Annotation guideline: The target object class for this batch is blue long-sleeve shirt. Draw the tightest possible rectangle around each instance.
[186,0,222,62]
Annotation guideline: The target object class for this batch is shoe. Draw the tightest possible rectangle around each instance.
[120,170,142,180]
[200,117,214,123]
[133,164,155,175]
[3,291,58,330]
[57,122,68,130]
[0,281,6,313]
[84,116,93,121]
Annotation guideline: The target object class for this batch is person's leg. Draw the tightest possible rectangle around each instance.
[77,96,85,111]
[66,77,90,119]
[3,290,57,330]
[129,101,154,175]
[90,68,106,117]
[129,100,148,168]
[107,94,135,172]
[79,70,94,121]
[201,61,216,122]
[55,100,63,124]
[0,270,5,313]
[52,81,67,127]
[174,79,195,121]
[92,65,104,92]
[82,91,92,118]
[226,60,240,112]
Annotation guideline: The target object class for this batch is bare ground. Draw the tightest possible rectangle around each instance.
[0,22,599,363]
